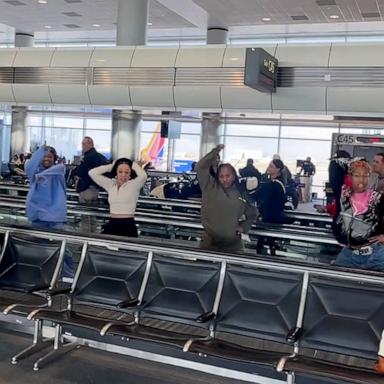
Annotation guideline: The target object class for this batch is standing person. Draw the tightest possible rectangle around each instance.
[328,150,351,216]
[333,160,384,271]
[300,156,316,177]
[89,158,147,237]
[272,154,292,186]
[25,145,72,277]
[196,144,257,253]
[255,159,291,224]
[239,158,262,182]
[73,137,107,232]
[299,156,316,203]
[254,159,292,255]
[372,152,384,193]
[376,331,384,373]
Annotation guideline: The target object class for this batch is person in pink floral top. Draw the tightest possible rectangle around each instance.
[332,160,384,271]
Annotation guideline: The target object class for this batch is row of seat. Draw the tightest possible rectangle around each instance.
[0,227,382,383]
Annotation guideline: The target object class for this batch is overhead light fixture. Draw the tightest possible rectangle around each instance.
[92,23,100,27]
[147,22,153,25]
[44,25,52,29]
[38,0,47,3]
[329,14,339,19]
[262,17,271,21]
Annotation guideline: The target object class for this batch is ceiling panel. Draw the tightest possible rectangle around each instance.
[0,0,382,41]
[194,0,384,25]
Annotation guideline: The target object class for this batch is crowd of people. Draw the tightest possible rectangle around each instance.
[18,138,384,276]
[6,139,384,372]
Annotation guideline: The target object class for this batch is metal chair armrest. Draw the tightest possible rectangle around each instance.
[276,353,298,372]
[116,298,140,308]
[195,311,215,323]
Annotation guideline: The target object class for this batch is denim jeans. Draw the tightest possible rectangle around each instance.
[334,244,384,272]
[31,220,74,278]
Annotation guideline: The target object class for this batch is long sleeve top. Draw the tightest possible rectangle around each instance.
[254,179,289,223]
[89,162,147,215]
[25,147,67,223]
[196,147,257,241]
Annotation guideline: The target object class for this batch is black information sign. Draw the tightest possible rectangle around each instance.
[244,48,278,93]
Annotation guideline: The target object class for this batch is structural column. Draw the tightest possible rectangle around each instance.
[111,111,141,160]
[10,32,34,158]
[111,0,149,160]
[200,114,224,158]
[207,27,228,45]
[116,0,149,46]
[199,28,228,158]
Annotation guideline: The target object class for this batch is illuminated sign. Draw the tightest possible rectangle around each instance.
[336,134,384,145]
[244,48,278,93]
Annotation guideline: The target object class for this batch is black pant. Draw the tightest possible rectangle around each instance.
[102,217,138,238]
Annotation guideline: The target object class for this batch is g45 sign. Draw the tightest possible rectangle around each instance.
[244,48,278,93]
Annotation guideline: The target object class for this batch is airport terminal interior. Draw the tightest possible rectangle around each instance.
[0,1,384,384]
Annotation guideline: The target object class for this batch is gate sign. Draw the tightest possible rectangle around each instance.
[336,134,384,145]
[244,48,278,93]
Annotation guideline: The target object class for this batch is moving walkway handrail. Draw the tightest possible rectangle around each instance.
[0,182,333,226]
[0,193,333,234]
[0,194,333,233]
[0,199,338,246]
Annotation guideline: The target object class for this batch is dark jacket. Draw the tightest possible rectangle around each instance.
[73,148,107,192]
[333,186,384,247]
[301,161,316,176]
[239,165,262,181]
[254,178,291,224]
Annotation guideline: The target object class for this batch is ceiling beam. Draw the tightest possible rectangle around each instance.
[155,0,209,30]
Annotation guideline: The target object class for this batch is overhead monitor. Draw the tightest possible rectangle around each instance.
[160,120,181,139]
[244,48,278,93]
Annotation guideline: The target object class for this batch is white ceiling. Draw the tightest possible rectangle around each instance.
[0,0,384,42]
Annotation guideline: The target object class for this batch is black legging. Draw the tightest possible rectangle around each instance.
[102,217,138,238]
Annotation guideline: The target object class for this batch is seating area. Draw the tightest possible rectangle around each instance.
[0,224,383,384]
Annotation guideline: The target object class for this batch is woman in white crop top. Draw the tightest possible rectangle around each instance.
[89,158,147,237]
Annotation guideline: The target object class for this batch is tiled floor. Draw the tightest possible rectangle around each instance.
[0,329,248,384]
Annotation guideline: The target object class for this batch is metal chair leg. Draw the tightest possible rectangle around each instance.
[32,324,80,371]
[11,319,52,365]
[287,371,295,384]
[183,335,212,352]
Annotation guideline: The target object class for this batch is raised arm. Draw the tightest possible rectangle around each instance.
[131,162,147,187]
[88,163,114,191]
[25,146,45,181]
[196,144,223,189]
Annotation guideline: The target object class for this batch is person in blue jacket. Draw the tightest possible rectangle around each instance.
[25,145,73,277]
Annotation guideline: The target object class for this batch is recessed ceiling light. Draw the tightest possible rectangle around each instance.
[92,23,100,27]
[329,14,339,19]
[262,17,271,21]
[38,0,47,3]
[44,25,52,29]
[147,22,153,26]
